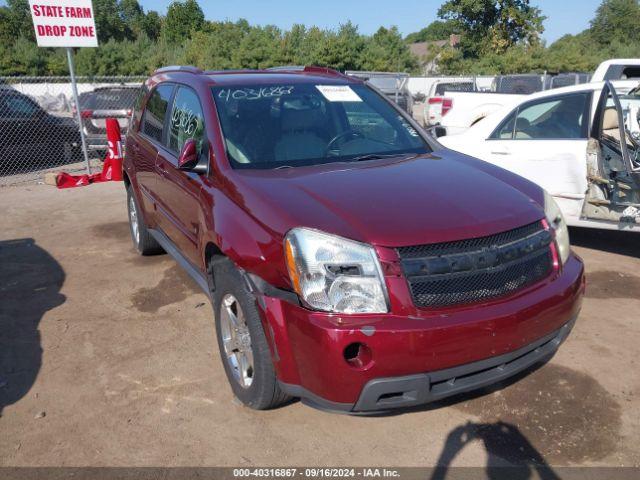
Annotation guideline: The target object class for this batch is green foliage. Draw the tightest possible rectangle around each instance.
[183,21,247,70]
[438,0,545,56]
[0,36,68,75]
[362,27,419,72]
[0,0,421,76]
[4,0,640,78]
[590,0,640,45]
[141,11,162,40]
[0,0,34,43]
[405,20,459,44]
[163,0,205,43]
[93,0,130,42]
[424,0,640,75]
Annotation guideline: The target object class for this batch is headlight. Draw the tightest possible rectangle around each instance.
[543,190,570,265]
[284,228,389,314]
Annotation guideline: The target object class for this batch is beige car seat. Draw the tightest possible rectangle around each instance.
[602,107,621,142]
[274,108,326,162]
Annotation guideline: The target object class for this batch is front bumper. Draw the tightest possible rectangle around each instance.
[255,254,584,413]
[283,316,575,412]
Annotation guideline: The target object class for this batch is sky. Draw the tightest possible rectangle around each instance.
[137,0,602,44]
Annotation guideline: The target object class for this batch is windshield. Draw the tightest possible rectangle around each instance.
[211,83,429,169]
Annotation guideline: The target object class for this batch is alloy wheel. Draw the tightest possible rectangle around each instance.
[129,195,140,245]
[219,294,254,388]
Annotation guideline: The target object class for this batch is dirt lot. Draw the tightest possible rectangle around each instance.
[1,182,639,469]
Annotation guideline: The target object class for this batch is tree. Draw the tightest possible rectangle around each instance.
[282,24,307,65]
[163,0,205,43]
[590,0,640,45]
[321,22,366,71]
[0,0,35,43]
[405,20,459,43]
[438,0,545,56]
[141,11,162,40]
[93,0,130,42]
[120,0,144,37]
[362,27,419,72]
[232,25,283,69]
[297,26,330,66]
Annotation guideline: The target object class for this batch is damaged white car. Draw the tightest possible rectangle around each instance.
[439,81,640,232]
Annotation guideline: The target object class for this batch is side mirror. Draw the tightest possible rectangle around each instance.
[178,138,199,170]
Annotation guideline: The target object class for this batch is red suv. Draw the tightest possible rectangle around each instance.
[123,66,585,413]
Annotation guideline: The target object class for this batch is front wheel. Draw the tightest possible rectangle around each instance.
[212,258,290,410]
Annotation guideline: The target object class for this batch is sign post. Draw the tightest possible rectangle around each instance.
[29,0,99,175]
[66,47,91,174]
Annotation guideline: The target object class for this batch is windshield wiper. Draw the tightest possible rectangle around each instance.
[350,153,417,162]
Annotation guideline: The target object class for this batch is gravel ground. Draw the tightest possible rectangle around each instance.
[0,182,639,469]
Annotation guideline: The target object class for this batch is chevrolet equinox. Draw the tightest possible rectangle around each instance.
[123,65,585,413]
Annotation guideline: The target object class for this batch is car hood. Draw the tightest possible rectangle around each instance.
[230,150,545,248]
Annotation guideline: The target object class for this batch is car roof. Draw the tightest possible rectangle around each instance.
[150,66,361,88]
[206,72,360,86]
[593,58,640,78]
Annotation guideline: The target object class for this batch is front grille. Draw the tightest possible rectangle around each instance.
[397,222,554,308]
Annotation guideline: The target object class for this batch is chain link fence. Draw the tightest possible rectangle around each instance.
[409,73,592,98]
[1,73,594,186]
[0,76,145,186]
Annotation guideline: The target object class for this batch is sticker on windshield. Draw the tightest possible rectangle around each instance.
[316,85,362,102]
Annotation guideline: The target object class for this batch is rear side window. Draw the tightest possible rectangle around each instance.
[168,86,206,154]
[622,67,640,79]
[142,84,174,143]
[491,93,590,140]
[494,76,543,94]
[435,82,474,95]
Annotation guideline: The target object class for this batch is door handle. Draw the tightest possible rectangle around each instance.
[490,149,511,155]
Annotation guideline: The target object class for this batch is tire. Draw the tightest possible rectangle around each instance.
[212,258,290,410]
[126,185,163,256]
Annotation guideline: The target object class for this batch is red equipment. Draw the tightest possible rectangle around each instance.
[54,118,123,188]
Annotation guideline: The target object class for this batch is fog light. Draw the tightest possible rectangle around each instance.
[343,342,373,369]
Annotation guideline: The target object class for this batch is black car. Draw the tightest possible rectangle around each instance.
[76,85,140,152]
[0,89,82,176]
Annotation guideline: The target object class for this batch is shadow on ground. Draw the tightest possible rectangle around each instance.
[0,238,65,417]
[430,421,561,480]
[569,227,639,258]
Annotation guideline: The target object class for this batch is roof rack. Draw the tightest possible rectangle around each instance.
[266,65,345,77]
[203,68,262,75]
[153,65,346,78]
[154,65,203,75]
[266,65,305,71]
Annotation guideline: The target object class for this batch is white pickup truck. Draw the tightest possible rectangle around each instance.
[437,59,640,136]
